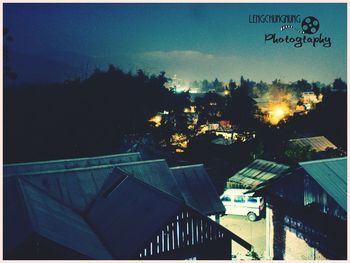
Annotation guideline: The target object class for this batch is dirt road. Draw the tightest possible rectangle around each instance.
[220,214,266,259]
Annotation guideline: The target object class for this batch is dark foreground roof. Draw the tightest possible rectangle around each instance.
[4,177,112,259]
[4,153,246,259]
[171,164,225,215]
[88,175,183,259]
[3,153,142,213]
[299,157,347,211]
[115,159,183,200]
[4,152,142,177]
[227,159,290,189]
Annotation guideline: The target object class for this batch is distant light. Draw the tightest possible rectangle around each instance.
[149,115,162,127]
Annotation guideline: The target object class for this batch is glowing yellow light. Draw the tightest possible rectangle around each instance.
[295,105,305,112]
[171,133,188,148]
[184,106,196,113]
[224,90,230,96]
[266,103,290,125]
[149,115,162,127]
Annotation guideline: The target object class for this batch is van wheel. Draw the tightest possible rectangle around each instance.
[247,212,257,221]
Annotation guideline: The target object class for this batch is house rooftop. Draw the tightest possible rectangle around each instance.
[299,157,347,211]
[4,152,142,177]
[289,136,337,152]
[170,164,225,215]
[227,159,290,189]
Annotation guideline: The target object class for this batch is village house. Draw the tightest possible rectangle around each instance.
[288,136,337,153]
[247,157,347,260]
[226,159,290,190]
[4,152,251,260]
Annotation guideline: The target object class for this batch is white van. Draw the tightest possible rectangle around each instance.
[220,189,264,221]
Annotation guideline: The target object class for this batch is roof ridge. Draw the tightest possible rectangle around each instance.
[289,135,326,141]
[5,158,161,177]
[170,164,204,170]
[299,157,347,165]
[7,163,119,176]
[4,152,141,167]
[113,159,166,167]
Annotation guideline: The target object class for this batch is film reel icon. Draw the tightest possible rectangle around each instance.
[301,16,320,34]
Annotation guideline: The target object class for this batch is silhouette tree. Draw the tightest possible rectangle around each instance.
[3,27,17,84]
[333,78,347,92]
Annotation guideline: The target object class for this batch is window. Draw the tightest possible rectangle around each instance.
[221,196,231,202]
[233,195,245,203]
[247,197,258,203]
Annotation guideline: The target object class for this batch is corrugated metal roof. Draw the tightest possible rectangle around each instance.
[170,164,225,215]
[3,153,142,213]
[299,157,347,211]
[115,159,184,200]
[17,165,117,213]
[228,159,290,189]
[16,179,113,259]
[4,152,142,177]
[87,175,183,259]
[289,136,337,152]
[4,153,245,259]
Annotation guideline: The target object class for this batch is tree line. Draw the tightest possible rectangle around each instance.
[4,64,347,164]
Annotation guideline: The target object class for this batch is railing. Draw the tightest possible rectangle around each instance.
[138,209,226,259]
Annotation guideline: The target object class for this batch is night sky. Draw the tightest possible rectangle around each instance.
[4,3,347,85]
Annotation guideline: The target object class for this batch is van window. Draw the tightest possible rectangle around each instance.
[221,196,231,202]
[233,196,245,203]
[247,197,258,203]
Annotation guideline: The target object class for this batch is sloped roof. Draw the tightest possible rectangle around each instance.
[4,153,247,259]
[4,152,141,177]
[299,157,347,211]
[20,165,117,213]
[115,159,184,200]
[87,175,183,259]
[289,136,337,152]
[228,159,290,189]
[3,153,142,213]
[6,178,112,259]
[170,164,225,215]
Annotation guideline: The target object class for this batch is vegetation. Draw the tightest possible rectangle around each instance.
[4,62,347,177]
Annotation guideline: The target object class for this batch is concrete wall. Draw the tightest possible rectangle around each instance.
[265,205,328,260]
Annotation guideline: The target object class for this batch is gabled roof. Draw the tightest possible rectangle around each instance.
[4,152,142,177]
[3,153,142,213]
[5,178,112,259]
[299,157,347,211]
[228,159,290,189]
[115,159,184,200]
[4,153,248,259]
[289,136,337,152]
[87,175,183,259]
[170,164,225,215]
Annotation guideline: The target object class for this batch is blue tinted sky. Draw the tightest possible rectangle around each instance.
[3,3,347,84]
